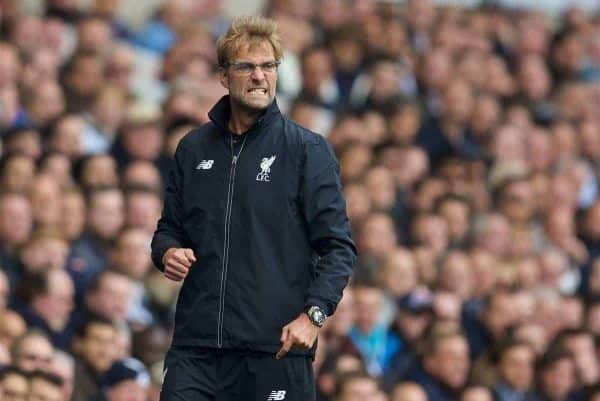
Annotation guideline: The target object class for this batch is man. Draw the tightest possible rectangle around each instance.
[14,269,75,349]
[71,316,118,401]
[85,270,134,326]
[11,330,55,373]
[534,345,578,401]
[50,351,75,401]
[94,358,150,401]
[0,192,33,291]
[390,382,428,401]
[333,372,383,401]
[407,330,471,401]
[348,279,401,377]
[492,339,537,401]
[67,186,124,299]
[28,370,64,401]
[0,366,29,401]
[384,288,434,390]
[151,16,356,400]
[557,329,600,390]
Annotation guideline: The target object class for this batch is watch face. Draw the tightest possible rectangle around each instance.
[316,311,325,324]
[310,307,326,326]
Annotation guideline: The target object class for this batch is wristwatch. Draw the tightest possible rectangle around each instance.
[306,306,327,327]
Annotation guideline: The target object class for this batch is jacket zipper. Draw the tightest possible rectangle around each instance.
[218,134,247,347]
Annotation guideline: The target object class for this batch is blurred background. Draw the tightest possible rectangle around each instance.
[1,0,600,401]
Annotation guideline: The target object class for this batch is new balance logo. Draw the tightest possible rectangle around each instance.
[196,160,214,170]
[267,390,286,400]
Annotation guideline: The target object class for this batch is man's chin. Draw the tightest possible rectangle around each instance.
[234,96,272,112]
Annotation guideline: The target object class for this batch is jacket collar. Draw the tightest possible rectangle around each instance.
[208,95,281,135]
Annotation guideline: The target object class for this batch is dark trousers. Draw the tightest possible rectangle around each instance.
[160,346,316,401]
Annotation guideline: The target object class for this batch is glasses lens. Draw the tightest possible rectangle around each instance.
[233,63,253,74]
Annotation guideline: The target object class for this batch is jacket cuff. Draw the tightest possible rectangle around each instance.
[303,299,332,317]
[151,239,183,272]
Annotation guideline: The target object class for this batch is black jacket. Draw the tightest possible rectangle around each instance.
[151,96,357,355]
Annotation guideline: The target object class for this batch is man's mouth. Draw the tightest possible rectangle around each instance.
[247,88,267,95]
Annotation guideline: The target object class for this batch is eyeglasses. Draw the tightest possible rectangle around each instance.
[224,60,280,75]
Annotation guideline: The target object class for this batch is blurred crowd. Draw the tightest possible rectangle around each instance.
[1,0,600,401]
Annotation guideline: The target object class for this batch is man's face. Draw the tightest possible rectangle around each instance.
[17,336,54,373]
[126,193,162,234]
[1,373,29,401]
[107,380,146,401]
[28,378,63,401]
[540,359,574,400]
[500,180,535,223]
[61,192,85,240]
[565,334,600,384]
[2,156,35,192]
[114,229,152,280]
[427,336,470,390]
[81,324,117,373]
[88,274,132,323]
[354,287,383,334]
[30,176,62,226]
[44,270,75,325]
[219,41,278,112]
[439,200,469,243]
[338,378,380,401]
[396,310,431,342]
[82,156,118,189]
[499,345,534,391]
[88,191,124,240]
[484,294,515,337]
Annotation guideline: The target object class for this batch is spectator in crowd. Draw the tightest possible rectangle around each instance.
[333,371,384,401]
[14,269,75,349]
[534,344,578,401]
[67,186,124,298]
[11,330,55,373]
[84,270,134,327]
[408,330,470,401]
[0,192,33,290]
[95,358,150,401]
[390,382,428,401]
[0,366,29,401]
[492,339,537,401]
[50,350,74,401]
[28,370,64,401]
[71,316,118,401]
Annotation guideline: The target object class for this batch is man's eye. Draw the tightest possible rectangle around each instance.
[262,62,278,71]
[235,63,253,72]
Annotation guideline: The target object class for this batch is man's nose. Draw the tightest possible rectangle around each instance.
[250,66,266,81]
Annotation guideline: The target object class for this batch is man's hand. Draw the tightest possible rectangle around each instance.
[162,247,196,281]
[276,313,319,359]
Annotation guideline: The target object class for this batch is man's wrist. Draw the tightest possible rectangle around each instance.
[162,247,177,266]
[305,305,327,327]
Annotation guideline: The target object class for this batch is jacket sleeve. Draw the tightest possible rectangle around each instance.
[301,135,357,316]
[151,143,189,271]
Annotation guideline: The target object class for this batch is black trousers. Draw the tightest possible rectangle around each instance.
[160,346,316,401]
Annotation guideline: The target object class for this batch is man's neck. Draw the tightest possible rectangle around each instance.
[228,102,263,135]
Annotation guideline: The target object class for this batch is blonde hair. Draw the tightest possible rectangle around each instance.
[216,16,283,67]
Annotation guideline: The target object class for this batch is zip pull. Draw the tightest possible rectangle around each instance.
[232,155,238,165]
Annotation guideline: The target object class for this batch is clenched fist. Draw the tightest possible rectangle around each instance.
[162,247,196,281]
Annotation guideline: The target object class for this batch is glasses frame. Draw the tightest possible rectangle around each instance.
[223,60,281,75]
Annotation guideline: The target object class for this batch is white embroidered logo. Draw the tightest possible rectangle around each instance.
[267,390,286,400]
[196,160,214,170]
[256,155,276,182]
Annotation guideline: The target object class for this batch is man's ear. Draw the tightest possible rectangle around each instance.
[218,67,229,90]
[72,335,82,354]
[423,354,436,374]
